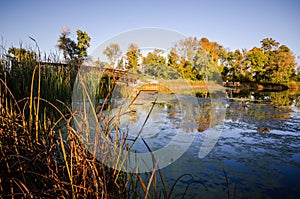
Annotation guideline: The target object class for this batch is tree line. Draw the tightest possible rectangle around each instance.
[2,29,300,84]
[102,37,299,84]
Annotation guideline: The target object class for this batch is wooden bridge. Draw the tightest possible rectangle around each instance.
[137,83,173,93]
[103,68,137,84]
[37,62,138,84]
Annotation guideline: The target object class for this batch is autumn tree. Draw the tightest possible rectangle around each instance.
[261,38,279,52]
[167,47,180,69]
[175,37,199,62]
[268,45,296,83]
[295,56,300,81]
[103,43,122,67]
[199,37,226,75]
[125,43,141,70]
[170,37,223,81]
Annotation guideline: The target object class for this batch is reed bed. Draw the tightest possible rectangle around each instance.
[0,48,233,198]
[0,51,148,198]
[0,51,185,198]
[0,60,126,198]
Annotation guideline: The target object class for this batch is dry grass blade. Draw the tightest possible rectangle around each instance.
[144,164,158,199]
[29,65,37,133]
[141,137,168,199]
[35,60,41,142]
[59,130,75,198]
[11,178,32,198]
[167,174,192,199]
[0,78,22,114]
[223,169,230,199]
[233,184,237,199]
[128,95,157,149]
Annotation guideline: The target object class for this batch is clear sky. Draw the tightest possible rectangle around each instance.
[1,0,300,59]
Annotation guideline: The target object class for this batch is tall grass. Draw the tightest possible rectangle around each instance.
[1,56,127,198]
[0,45,233,198]
[0,47,181,198]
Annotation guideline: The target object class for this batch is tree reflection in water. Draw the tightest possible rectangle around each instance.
[225,90,300,132]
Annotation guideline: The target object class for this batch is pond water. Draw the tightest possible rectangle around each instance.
[113,90,300,198]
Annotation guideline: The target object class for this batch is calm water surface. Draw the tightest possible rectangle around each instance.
[119,91,300,198]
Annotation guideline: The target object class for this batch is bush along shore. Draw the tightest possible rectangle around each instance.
[234,82,289,92]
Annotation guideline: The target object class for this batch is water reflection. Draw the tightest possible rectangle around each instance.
[226,101,292,131]
[112,93,216,153]
[127,90,300,198]
[227,89,300,108]
[89,85,300,198]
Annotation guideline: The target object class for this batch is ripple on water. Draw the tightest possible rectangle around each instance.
[114,94,300,198]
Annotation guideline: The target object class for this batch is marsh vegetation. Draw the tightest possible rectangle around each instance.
[1,29,300,198]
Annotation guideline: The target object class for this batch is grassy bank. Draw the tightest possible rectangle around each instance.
[158,79,300,93]
[239,82,289,91]
[158,79,223,95]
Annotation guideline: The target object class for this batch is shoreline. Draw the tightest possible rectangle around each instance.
[238,82,289,92]
[158,80,300,93]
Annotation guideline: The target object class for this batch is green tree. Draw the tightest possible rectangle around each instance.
[57,28,77,61]
[221,50,234,80]
[261,38,279,52]
[245,47,268,82]
[142,49,166,65]
[179,59,196,80]
[194,47,220,81]
[221,49,248,81]
[295,56,300,81]
[142,50,163,77]
[260,38,296,83]
[76,30,91,60]
[166,48,182,79]
[233,50,246,80]
[7,47,37,63]
[57,28,90,64]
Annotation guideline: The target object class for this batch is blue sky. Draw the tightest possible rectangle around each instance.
[1,0,300,59]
